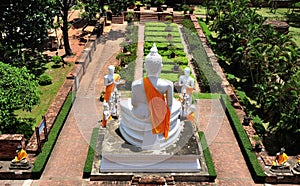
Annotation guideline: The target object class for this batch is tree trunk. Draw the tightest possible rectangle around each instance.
[62,6,72,56]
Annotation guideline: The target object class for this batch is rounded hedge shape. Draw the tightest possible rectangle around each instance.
[39,74,52,86]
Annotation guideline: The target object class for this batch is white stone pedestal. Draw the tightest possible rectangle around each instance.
[99,120,202,173]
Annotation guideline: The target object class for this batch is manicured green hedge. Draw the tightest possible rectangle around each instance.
[145,36,182,43]
[144,32,181,37]
[31,92,73,177]
[220,95,266,183]
[182,26,222,93]
[145,22,178,27]
[198,131,217,181]
[83,127,99,178]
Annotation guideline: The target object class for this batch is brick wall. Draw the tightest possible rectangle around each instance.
[0,134,25,160]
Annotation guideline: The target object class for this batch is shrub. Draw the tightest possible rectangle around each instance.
[31,92,73,177]
[221,95,266,183]
[83,127,99,178]
[199,131,217,180]
[51,55,62,66]
[38,74,52,86]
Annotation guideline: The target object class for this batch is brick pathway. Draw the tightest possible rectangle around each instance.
[30,24,127,186]
[195,99,263,186]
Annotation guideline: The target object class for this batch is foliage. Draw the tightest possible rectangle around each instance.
[51,55,63,66]
[117,25,138,66]
[192,93,221,100]
[83,127,99,178]
[76,0,103,31]
[221,95,266,182]
[182,26,222,93]
[118,24,138,90]
[181,19,197,33]
[32,92,73,175]
[198,18,216,46]
[198,131,217,179]
[0,62,39,135]
[38,74,52,86]
[182,4,189,12]
[0,0,55,50]
[165,15,172,22]
[109,0,127,16]
[126,11,134,20]
[210,0,300,151]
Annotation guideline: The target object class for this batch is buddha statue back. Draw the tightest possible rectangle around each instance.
[119,44,182,150]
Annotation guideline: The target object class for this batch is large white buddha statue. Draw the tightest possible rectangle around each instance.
[119,43,182,150]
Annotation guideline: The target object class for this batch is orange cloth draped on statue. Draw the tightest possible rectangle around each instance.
[14,149,27,162]
[144,77,170,139]
[104,74,120,102]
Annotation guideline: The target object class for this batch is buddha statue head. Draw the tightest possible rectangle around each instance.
[145,43,163,77]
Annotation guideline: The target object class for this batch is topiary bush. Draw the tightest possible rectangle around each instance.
[38,74,52,86]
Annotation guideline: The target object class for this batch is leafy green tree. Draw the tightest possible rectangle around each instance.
[0,62,39,136]
[210,0,300,151]
[0,0,55,76]
[76,0,103,31]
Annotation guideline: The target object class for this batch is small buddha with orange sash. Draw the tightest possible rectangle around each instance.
[104,65,120,102]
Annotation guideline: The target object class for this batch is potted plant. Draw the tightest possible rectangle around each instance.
[155,0,165,12]
[134,1,143,11]
[189,5,195,14]
[182,4,189,14]
[144,0,151,10]
[126,11,134,23]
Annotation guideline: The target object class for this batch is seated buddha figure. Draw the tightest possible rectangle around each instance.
[119,43,181,150]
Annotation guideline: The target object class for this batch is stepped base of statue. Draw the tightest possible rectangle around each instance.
[99,118,202,173]
[270,165,291,174]
[292,165,300,175]
[119,98,182,150]
[9,161,31,170]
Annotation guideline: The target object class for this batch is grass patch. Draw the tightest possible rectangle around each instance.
[159,73,180,82]
[16,62,74,128]
[83,127,99,178]
[31,92,73,178]
[193,93,222,100]
[198,131,217,180]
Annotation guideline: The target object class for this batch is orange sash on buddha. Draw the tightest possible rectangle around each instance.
[104,83,115,102]
[144,77,170,139]
[15,149,27,162]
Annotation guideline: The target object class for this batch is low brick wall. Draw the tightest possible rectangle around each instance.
[0,134,25,160]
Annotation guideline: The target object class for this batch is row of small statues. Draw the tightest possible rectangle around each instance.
[101,64,195,127]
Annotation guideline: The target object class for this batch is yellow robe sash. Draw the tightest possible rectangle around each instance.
[104,74,120,102]
[144,77,170,139]
[14,149,27,162]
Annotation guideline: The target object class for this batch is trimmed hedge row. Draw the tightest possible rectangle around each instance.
[83,127,99,178]
[198,131,217,181]
[145,22,178,27]
[144,32,181,37]
[145,36,182,43]
[182,25,222,93]
[220,95,266,183]
[31,92,73,177]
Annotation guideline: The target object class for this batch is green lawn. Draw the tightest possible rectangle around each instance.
[16,62,74,127]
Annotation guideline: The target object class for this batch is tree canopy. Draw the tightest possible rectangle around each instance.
[0,62,40,136]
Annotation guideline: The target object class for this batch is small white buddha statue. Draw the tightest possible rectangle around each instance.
[119,43,181,150]
[104,65,120,115]
[178,67,194,116]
